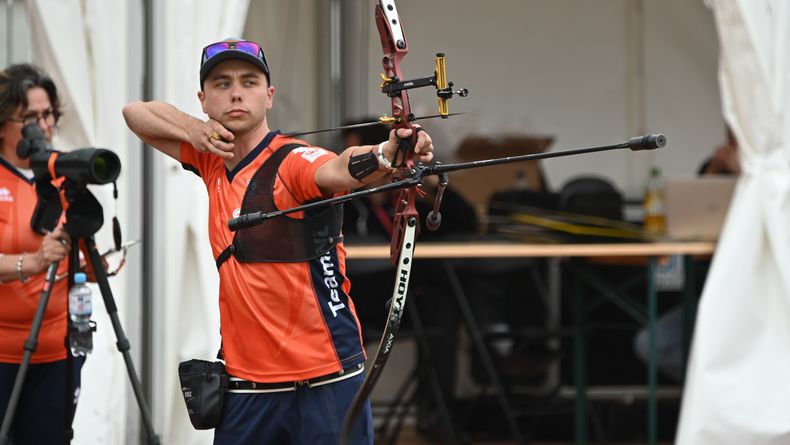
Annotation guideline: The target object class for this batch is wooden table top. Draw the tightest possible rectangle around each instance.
[344,240,717,259]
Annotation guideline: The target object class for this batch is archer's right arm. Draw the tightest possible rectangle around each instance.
[122,101,234,162]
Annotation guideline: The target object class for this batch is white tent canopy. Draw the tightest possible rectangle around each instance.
[677,0,790,443]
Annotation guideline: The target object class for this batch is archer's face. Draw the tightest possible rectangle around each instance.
[198,59,274,136]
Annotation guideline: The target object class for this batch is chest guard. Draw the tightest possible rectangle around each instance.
[216,143,343,268]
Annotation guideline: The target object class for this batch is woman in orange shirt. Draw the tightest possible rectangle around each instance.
[0,63,82,444]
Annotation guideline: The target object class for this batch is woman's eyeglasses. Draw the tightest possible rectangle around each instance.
[8,109,59,127]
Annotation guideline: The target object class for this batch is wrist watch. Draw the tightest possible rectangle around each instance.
[376,142,396,172]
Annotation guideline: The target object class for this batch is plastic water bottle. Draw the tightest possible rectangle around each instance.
[643,166,667,235]
[69,272,93,356]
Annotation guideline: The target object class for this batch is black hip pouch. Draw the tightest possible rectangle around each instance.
[178,359,229,430]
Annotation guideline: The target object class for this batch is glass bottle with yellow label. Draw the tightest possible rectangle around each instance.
[643,166,666,236]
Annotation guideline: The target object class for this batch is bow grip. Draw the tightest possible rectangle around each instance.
[390,126,419,169]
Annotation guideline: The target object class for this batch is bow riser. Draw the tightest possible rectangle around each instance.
[390,189,418,263]
[375,2,416,142]
[375,1,420,264]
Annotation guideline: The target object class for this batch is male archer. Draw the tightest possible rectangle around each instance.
[123,38,433,444]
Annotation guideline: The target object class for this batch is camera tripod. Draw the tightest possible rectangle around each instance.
[0,185,160,444]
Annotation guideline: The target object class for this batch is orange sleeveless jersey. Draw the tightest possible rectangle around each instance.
[0,159,69,364]
[180,132,366,382]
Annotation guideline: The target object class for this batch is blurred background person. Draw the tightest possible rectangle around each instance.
[698,126,740,176]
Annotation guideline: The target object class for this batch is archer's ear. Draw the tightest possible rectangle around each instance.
[197,90,207,114]
[266,86,276,111]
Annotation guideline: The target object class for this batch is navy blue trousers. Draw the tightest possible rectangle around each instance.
[0,357,85,445]
[214,373,373,445]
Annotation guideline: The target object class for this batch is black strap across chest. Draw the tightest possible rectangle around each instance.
[216,143,343,269]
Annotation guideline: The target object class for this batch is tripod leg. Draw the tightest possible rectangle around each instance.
[84,238,161,445]
[0,262,60,445]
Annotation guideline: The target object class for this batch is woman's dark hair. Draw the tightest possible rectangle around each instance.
[0,63,61,129]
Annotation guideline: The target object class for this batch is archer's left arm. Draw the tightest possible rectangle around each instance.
[314,127,434,195]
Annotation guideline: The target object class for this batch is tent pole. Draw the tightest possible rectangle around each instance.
[141,0,155,442]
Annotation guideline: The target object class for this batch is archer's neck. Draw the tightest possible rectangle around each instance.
[224,118,272,170]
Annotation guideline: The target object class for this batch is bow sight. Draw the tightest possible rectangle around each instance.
[379,53,469,121]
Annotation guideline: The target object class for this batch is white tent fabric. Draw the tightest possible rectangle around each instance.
[26,0,132,443]
[677,1,790,444]
[149,1,249,444]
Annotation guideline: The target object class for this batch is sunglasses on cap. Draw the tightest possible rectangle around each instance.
[200,40,270,84]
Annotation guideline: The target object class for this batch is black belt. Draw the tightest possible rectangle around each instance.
[227,363,364,393]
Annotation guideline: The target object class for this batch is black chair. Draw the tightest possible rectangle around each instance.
[559,176,624,221]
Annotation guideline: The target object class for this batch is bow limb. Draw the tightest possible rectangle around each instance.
[340,213,418,444]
